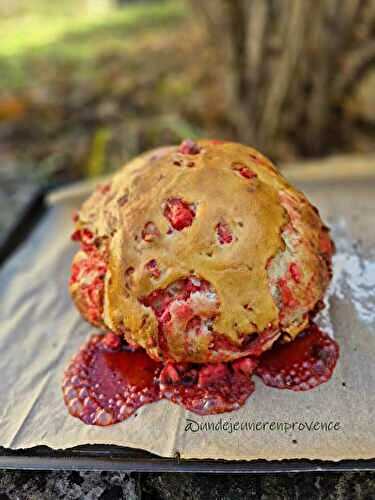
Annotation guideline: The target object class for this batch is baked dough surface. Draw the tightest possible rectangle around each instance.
[70,140,333,363]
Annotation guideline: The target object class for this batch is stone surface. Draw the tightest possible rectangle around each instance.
[141,473,375,499]
[0,470,140,500]
[0,471,375,499]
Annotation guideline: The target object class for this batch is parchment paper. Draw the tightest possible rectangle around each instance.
[1,166,375,461]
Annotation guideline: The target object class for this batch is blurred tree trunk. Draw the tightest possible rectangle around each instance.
[189,0,375,156]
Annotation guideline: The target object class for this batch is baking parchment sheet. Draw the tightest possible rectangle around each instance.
[1,168,374,461]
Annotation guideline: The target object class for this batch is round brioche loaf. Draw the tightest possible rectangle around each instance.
[69,140,333,363]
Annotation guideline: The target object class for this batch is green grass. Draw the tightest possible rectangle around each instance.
[0,1,184,58]
[0,0,205,181]
[0,0,185,89]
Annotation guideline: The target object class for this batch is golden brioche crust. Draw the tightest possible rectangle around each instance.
[71,141,333,363]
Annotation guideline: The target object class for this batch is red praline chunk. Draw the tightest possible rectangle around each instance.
[289,262,302,283]
[278,277,298,309]
[164,198,195,231]
[70,246,107,325]
[216,221,233,244]
[232,162,257,179]
[178,139,201,155]
[145,259,161,279]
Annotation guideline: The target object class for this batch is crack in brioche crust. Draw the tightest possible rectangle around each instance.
[70,140,333,363]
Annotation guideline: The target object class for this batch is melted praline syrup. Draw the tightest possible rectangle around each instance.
[63,334,162,426]
[159,362,255,415]
[63,324,339,426]
[256,323,339,391]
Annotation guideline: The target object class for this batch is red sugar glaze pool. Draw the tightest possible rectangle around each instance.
[63,334,162,426]
[159,362,255,415]
[256,323,339,391]
[63,324,339,425]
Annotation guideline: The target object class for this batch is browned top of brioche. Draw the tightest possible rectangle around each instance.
[73,140,332,362]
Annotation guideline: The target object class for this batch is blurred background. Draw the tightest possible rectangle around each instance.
[0,0,374,221]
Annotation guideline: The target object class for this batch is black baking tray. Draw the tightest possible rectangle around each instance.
[1,445,375,473]
[1,187,374,473]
